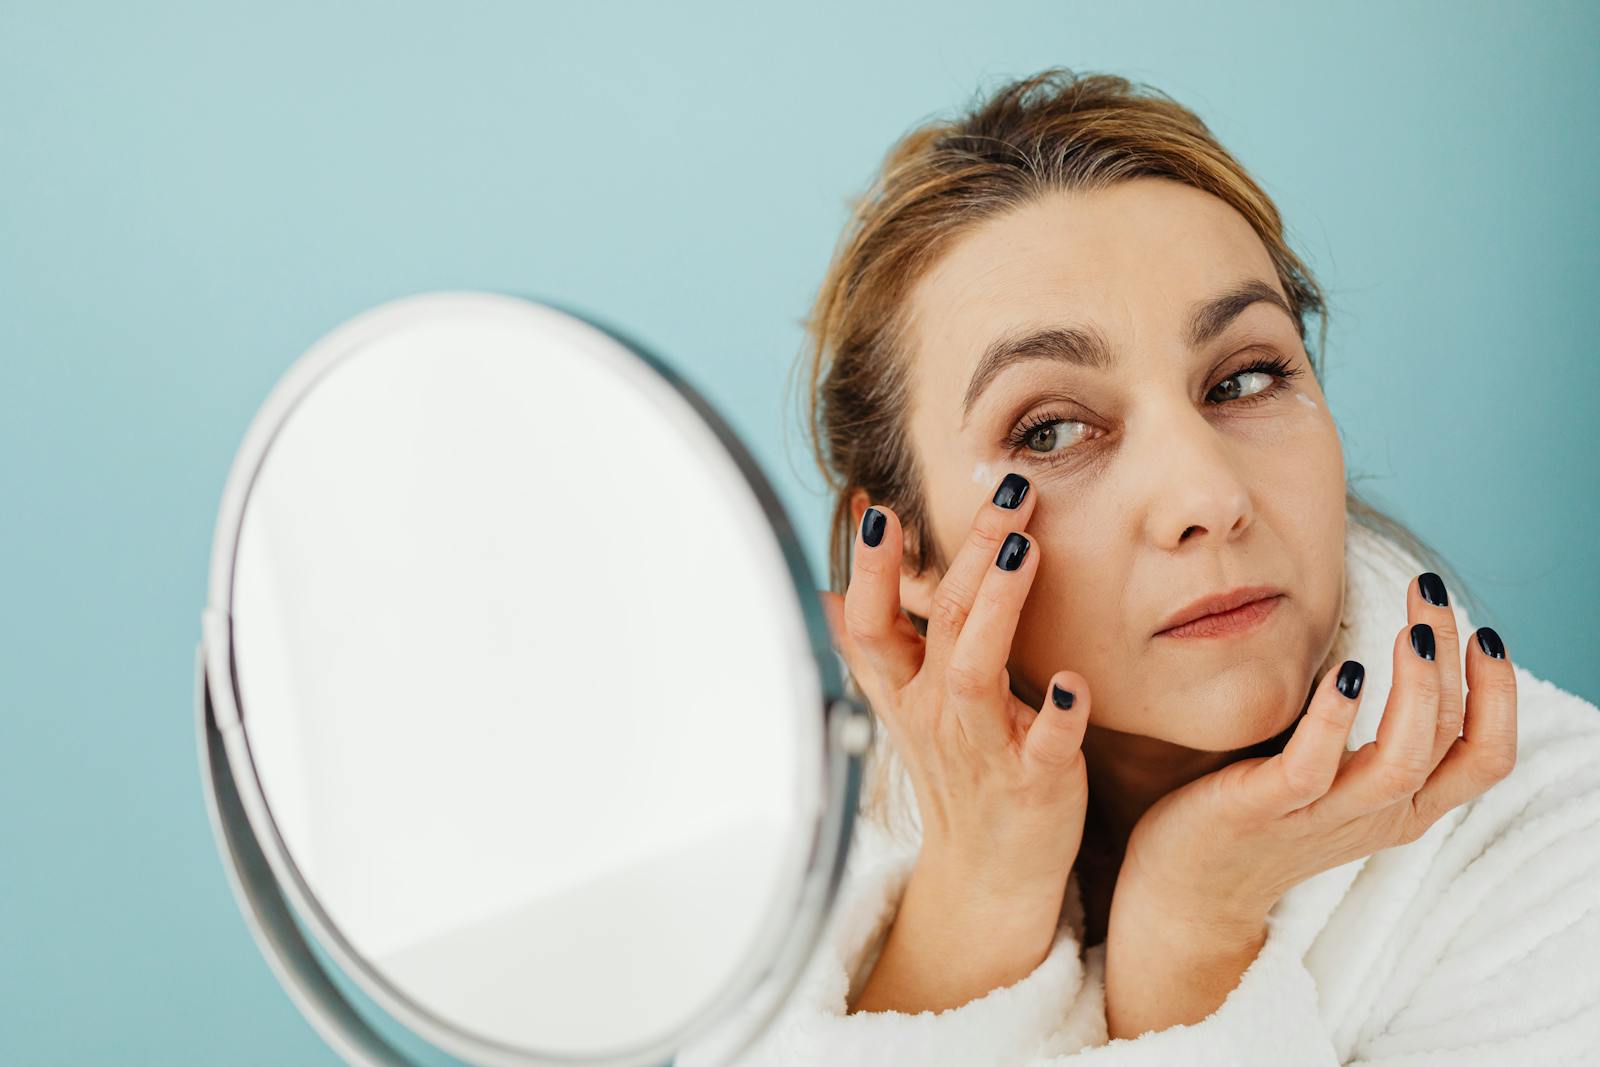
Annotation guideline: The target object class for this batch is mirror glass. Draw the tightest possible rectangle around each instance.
[225,295,831,1061]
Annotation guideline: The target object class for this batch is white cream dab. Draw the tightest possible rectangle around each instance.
[1293,390,1319,410]
[971,460,999,488]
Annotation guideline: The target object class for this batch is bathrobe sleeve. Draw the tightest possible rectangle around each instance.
[1031,914,1342,1065]
[1334,669,1600,1065]
[715,818,1343,1067]
[1044,672,1600,1066]
[715,670,1600,1067]
[715,820,1094,1067]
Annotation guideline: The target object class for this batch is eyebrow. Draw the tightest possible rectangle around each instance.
[958,278,1297,429]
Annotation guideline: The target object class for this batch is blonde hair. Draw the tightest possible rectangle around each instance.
[789,67,1479,848]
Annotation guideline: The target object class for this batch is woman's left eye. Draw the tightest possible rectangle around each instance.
[1208,365,1285,404]
[1200,353,1306,406]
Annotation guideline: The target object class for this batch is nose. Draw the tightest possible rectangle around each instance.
[1136,401,1254,550]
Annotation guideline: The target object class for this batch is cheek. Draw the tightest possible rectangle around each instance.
[970,458,1003,490]
[1007,527,1126,695]
[1237,396,1346,493]
[1247,401,1347,642]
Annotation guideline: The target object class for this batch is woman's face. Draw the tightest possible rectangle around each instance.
[888,176,1347,752]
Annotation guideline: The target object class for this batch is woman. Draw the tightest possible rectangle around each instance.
[737,69,1600,1063]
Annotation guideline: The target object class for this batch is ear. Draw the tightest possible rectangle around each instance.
[848,489,942,623]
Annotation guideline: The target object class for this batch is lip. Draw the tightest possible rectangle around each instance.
[1156,585,1286,639]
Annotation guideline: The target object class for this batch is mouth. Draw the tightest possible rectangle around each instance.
[1155,588,1285,639]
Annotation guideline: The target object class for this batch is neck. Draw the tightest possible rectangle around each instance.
[1076,680,1315,870]
[1079,726,1235,865]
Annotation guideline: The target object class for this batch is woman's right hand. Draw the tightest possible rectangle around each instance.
[818,473,1093,957]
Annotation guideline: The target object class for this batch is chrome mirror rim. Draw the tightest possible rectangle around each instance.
[197,290,870,1067]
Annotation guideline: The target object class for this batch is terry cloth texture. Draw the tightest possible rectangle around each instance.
[694,521,1600,1066]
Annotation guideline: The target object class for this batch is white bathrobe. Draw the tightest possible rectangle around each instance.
[722,521,1600,1065]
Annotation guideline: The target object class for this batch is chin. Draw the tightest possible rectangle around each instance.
[1154,677,1308,754]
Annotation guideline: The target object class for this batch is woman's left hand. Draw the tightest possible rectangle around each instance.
[1118,573,1519,932]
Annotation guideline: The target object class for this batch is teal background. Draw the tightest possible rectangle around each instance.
[3,1,1596,1063]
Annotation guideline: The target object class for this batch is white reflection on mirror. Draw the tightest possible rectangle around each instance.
[230,297,823,1058]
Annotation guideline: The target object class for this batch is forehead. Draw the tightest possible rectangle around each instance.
[903,178,1280,368]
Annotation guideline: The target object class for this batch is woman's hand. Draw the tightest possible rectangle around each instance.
[820,474,1093,895]
[819,474,1094,1013]
[1118,570,1519,935]
[1100,572,1516,1038]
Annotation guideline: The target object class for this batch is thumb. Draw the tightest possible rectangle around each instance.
[818,590,849,655]
[817,590,861,682]
[1023,671,1090,772]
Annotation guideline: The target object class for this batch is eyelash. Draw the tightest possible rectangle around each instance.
[1002,354,1305,462]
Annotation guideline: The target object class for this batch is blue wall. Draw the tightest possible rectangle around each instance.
[2,2,1595,1062]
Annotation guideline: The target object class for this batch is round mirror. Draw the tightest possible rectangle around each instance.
[198,292,870,1067]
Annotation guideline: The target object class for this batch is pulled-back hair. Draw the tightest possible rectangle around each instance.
[789,67,1476,844]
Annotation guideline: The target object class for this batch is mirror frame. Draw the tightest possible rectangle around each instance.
[195,291,873,1067]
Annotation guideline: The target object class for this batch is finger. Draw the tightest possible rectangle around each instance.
[921,471,1037,682]
[841,504,923,695]
[818,590,863,683]
[1413,572,1464,771]
[1411,626,1518,825]
[943,529,1041,751]
[1022,671,1090,775]
[1317,622,1441,817]
[1244,659,1365,818]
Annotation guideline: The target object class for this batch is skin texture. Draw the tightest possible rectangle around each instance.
[854,176,1349,930]
[824,480,1096,1014]
[1104,569,1517,1037]
[828,176,1521,1032]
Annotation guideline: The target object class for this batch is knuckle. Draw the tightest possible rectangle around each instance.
[1027,741,1086,776]
[930,584,973,633]
[1482,671,1519,699]
[972,580,1010,618]
[1473,748,1518,786]
[1379,760,1428,798]
[944,660,990,698]
[1307,703,1353,736]
[1282,760,1333,798]
[1409,666,1441,698]
[842,594,883,641]
[1396,812,1431,845]
[853,549,895,584]
[1437,703,1465,734]
[972,504,1014,543]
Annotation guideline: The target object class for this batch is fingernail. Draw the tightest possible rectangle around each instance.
[861,507,885,548]
[993,472,1029,509]
[1336,660,1365,699]
[1476,626,1506,659]
[1418,572,1449,608]
[1052,684,1075,709]
[997,531,1030,571]
[1410,623,1435,661]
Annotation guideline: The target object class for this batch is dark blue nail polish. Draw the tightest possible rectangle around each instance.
[996,531,1030,571]
[1052,684,1075,709]
[1476,626,1506,660]
[1336,660,1365,699]
[1418,572,1449,608]
[861,507,885,548]
[993,472,1029,509]
[1410,623,1435,661]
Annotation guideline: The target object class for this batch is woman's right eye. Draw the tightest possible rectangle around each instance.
[1004,410,1094,461]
